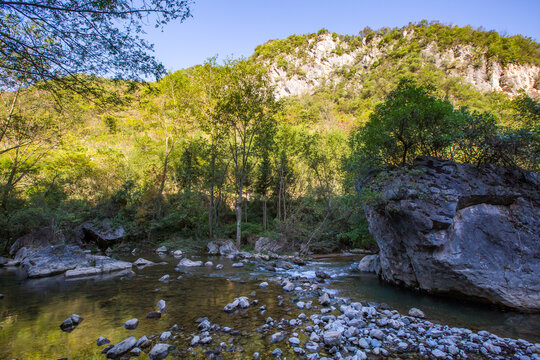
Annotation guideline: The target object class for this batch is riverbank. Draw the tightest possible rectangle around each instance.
[1,251,539,359]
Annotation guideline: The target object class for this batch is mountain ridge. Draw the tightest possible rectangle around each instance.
[250,22,540,100]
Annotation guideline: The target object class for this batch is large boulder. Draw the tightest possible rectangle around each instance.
[15,244,132,279]
[207,240,238,256]
[81,220,125,251]
[254,237,285,254]
[363,156,540,311]
[356,254,381,274]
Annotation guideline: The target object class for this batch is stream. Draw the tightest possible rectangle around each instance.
[1,253,539,359]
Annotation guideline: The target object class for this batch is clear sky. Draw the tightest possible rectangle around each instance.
[143,0,540,72]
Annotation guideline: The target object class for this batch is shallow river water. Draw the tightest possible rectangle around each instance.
[1,253,538,359]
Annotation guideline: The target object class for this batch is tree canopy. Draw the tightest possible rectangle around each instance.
[0,0,192,90]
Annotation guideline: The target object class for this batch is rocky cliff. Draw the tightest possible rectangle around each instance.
[363,157,540,311]
[253,29,539,100]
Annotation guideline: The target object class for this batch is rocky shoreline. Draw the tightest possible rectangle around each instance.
[84,248,539,359]
[2,238,539,359]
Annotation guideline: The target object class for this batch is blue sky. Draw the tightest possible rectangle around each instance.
[143,0,540,72]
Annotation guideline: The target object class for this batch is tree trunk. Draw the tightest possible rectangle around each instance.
[263,194,267,231]
[209,184,214,238]
[277,181,282,221]
[235,182,243,249]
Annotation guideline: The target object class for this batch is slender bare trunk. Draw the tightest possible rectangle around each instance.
[235,182,243,248]
[263,194,267,231]
[277,183,281,221]
[208,150,216,238]
[209,184,214,238]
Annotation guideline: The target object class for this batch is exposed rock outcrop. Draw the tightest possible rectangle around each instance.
[81,220,125,251]
[254,237,286,254]
[259,33,540,100]
[15,244,132,279]
[363,156,540,311]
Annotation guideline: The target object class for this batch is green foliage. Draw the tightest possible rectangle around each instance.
[356,79,456,166]
[2,22,538,254]
[348,79,539,176]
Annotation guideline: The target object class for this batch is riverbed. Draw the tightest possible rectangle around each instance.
[1,253,538,359]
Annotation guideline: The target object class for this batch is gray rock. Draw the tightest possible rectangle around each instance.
[146,311,161,319]
[160,331,171,341]
[223,296,250,312]
[364,157,540,311]
[215,264,224,270]
[323,330,342,346]
[200,336,212,344]
[156,246,167,253]
[0,256,9,267]
[207,240,239,256]
[135,336,151,348]
[253,352,260,359]
[81,220,125,251]
[149,343,171,360]
[172,250,183,257]
[204,261,213,267]
[319,292,331,306]
[255,237,286,253]
[289,337,300,345]
[191,335,200,346]
[369,329,384,340]
[305,341,320,352]
[232,262,244,268]
[60,314,83,332]
[17,245,85,278]
[356,254,381,274]
[294,347,306,355]
[431,349,446,359]
[97,336,110,346]
[259,281,269,288]
[408,307,425,318]
[15,243,132,279]
[123,318,139,330]
[134,258,155,267]
[271,332,286,343]
[282,281,295,291]
[106,336,136,359]
[159,274,170,282]
[177,258,203,267]
[130,347,141,357]
[157,299,166,312]
[271,348,282,357]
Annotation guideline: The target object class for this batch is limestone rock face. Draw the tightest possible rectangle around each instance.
[363,157,540,311]
[259,33,540,100]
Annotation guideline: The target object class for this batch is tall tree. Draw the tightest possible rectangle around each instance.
[217,60,277,248]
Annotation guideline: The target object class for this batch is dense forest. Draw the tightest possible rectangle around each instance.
[1,20,539,254]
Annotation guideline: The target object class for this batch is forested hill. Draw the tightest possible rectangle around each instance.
[253,21,539,101]
[0,21,538,255]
